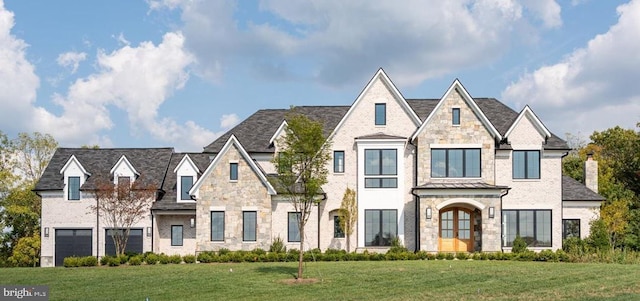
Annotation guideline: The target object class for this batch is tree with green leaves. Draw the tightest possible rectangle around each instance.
[272,111,331,280]
[339,187,357,253]
[10,132,58,185]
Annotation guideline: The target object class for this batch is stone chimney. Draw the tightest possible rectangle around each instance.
[584,152,598,193]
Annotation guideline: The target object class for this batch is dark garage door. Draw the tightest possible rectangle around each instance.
[55,229,93,266]
[105,229,143,256]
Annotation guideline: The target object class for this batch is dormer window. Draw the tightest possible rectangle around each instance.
[230,163,238,181]
[68,177,81,200]
[375,103,386,125]
[452,108,460,125]
[180,176,193,200]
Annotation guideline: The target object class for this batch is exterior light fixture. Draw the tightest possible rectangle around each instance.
[489,207,495,219]
[190,218,195,228]
[426,207,432,220]
[146,227,152,237]
[44,227,49,237]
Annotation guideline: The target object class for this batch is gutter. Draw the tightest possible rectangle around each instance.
[408,138,420,252]
[318,193,327,250]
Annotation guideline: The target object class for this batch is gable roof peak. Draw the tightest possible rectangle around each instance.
[173,153,201,174]
[109,155,140,176]
[59,154,91,176]
[504,105,552,139]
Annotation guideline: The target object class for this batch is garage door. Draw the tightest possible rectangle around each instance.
[105,229,143,256]
[55,229,93,266]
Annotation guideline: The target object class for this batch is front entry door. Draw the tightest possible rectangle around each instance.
[439,208,473,252]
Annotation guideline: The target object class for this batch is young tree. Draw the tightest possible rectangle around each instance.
[272,112,331,280]
[9,132,58,185]
[89,176,156,256]
[339,187,357,252]
[600,198,630,248]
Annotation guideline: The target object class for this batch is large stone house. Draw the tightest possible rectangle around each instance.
[35,69,603,267]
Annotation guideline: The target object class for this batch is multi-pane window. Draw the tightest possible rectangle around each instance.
[230,163,238,181]
[211,211,225,241]
[68,176,80,200]
[375,103,386,125]
[452,108,460,125]
[171,225,183,246]
[364,149,397,188]
[502,210,551,247]
[288,212,301,242]
[513,150,540,179]
[563,219,580,239]
[431,149,481,178]
[180,176,193,200]
[333,151,345,173]
[243,211,257,241]
[334,216,345,238]
[364,209,397,246]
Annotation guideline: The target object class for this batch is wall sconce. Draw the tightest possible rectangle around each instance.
[489,207,495,219]
[146,227,152,237]
[426,207,432,220]
[190,218,195,228]
[44,227,49,237]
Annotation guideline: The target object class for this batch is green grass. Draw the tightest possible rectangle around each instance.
[1,261,639,300]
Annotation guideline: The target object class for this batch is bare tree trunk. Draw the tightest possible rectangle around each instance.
[298,225,304,280]
[346,227,351,253]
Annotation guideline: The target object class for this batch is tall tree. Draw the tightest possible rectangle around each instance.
[339,187,357,253]
[272,112,331,280]
[89,176,156,256]
[10,132,58,185]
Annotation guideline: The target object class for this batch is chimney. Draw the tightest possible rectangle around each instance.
[584,152,598,193]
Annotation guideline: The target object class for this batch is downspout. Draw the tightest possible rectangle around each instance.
[499,188,509,251]
[96,192,100,261]
[318,193,327,250]
[409,138,420,252]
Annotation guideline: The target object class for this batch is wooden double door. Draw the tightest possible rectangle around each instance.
[439,208,474,252]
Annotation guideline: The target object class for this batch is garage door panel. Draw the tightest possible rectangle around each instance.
[55,229,92,266]
[105,228,143,256]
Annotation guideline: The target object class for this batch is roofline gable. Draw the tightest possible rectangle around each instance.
[328,68,421,140]
[411,79,502,141]
[190,135,276,196]
[59,155,91,176]
[173,154,201,174]
[504,105,552,139]
[269,120,288,145]
[109,155,140,177]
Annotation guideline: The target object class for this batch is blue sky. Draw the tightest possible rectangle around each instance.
[1,0,638,151]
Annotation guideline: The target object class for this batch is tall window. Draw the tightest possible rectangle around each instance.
[171,225,183,246]
[334,216,345,238]
[431,149,481,178]
[211,211,225,241]
[365,209,397,246]
[452,108,460,125]
[513,150,540,179]
[68,176,80,200]
[333,151,345,173]
[230,163,238,181]
[180,176,193,200]
[502,210,551,247]
[365,149,397,188]
[563,219,580,239]
[375,103,386,125]
[288,212,301,242]
[243,211,257,241]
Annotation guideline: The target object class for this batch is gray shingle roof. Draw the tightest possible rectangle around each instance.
[34,148,173,192]
[152,153,212,211]
[562,175,605,201]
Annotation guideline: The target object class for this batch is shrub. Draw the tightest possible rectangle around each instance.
[81,256,98,267]
[455,252,469,260]
[587,219,610,252]
[169,254,182,264]
[563,237,590,255]
[117,255,129,265]
[555,249,569,262]
[218,248,231,256]
[415,251,429,260]
[100,256,112,266]
[252,248,267,256]
[183,255,196,264]
[536,249,558,262]
[325,248,346,255]
[515,250,536,261]
[445,253,455,260]
[63,257,80,268]
[158,253,171,264]
[128,255,143,266]
[108,257,120,267]
[145,253,159,265]
[269,236,286,253]
[512,235,528,254]
[471,253,482,260]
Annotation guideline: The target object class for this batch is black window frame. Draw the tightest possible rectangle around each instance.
[211,211,225,242]
[364,209,398,247]
[431,148,481,178]
[364,149,398,188]
[287,212,301,242]
[180,176,193,200]
[375,103,386,125]
[230,162,238,181]
[562,219,580,240]
[334,215,345,238]
[333,151,345,173]
[243,211,257,242]
[452,108,460,125]
[171,225,183,246]
[68,176,81,200]
[502,210,552,247]
[513,150,541,179]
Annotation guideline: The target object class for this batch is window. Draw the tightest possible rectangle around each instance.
[452,108,460,125]
[563,219,580,239]
[364,149,397,188]
[333,151,345,173]
[243,211,257,241]
[230,163,238,181]
[334,216,345,238]
[180,176,193,200]
[288,212,301,242]
[431,149,481,178]
[211,211,225,241]
[365,209,397,246]
[68,176,80,200]
[375,103,386,125]
[502,210,551,247]
[513,150,540,179]
[171,225,183,246]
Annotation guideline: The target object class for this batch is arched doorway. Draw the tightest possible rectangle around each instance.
[439,207,474,252]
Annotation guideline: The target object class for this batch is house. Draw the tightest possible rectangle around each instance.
[35,69,604,267]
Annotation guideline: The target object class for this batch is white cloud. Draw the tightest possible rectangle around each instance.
[502,0,640,136]
[56,51,87,74]
[521,0,562,28]
[220,114,240,130]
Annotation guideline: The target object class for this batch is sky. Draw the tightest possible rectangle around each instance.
[0,0,638,152]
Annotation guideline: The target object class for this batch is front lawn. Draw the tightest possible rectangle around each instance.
[1,261,639,300]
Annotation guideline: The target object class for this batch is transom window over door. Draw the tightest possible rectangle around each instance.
[364,149,397,188]
[364,209,397,246]
[513,150,540,179]
[431,149,481,178]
